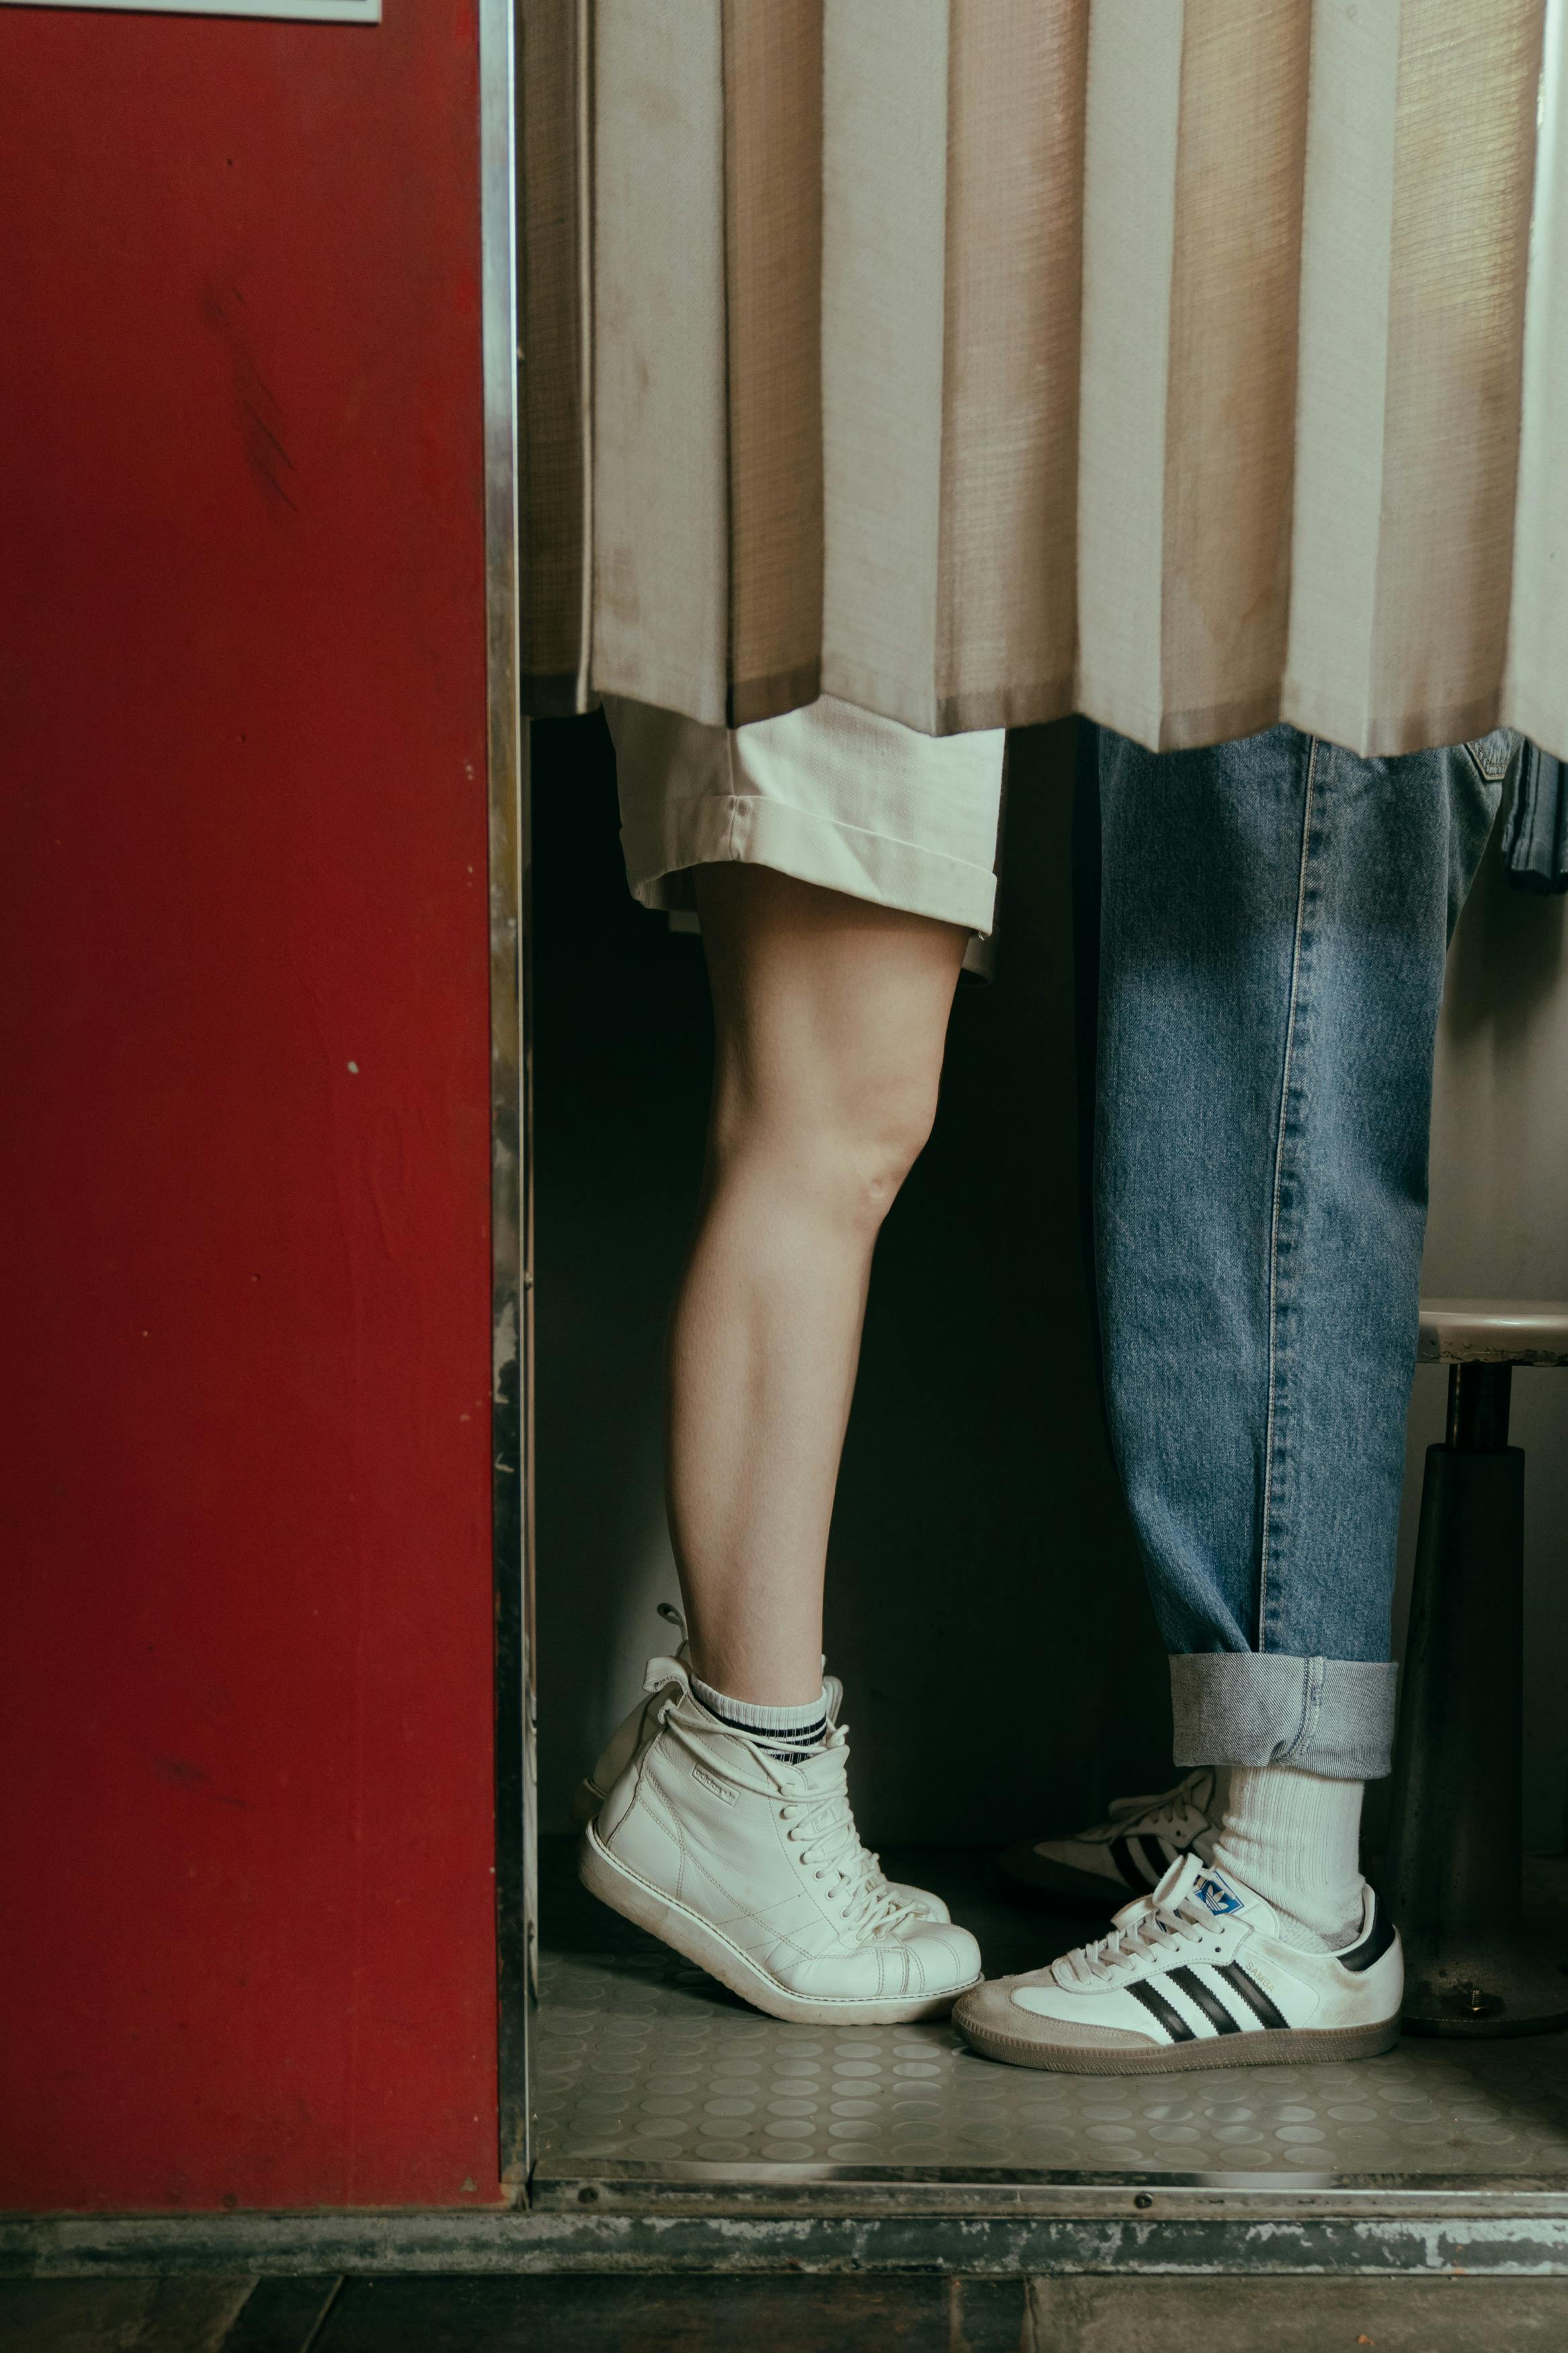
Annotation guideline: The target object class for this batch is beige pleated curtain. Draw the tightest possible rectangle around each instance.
[521,0,1568,760]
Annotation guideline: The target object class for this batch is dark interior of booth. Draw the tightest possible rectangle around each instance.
[528,709,1568,2200]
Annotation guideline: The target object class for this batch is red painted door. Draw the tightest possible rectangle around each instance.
[0,3,502,2208]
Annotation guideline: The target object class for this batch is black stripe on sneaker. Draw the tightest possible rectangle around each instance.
[1110,1835,1156,1890]
[1212,1961,1288,2031]
[1337,1892,1397,1975]
[1167,1966,1243,2036]
[1126,1979,1196,2043]
[1137,1833,1171,1882]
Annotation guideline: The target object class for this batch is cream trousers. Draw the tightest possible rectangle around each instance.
[604,694,1007,964]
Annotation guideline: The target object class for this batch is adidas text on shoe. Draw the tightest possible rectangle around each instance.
[954,1851,1401,2075]
[579,1662,981,2025]
[998,1769,1218,1909]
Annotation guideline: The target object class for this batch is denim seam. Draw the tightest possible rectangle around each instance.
[1284,1654,1325,1761]
[1257,737,1320,1650]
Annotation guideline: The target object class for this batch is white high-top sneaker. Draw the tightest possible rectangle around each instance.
[573,1607,950,1925]
[572,1607,692,1828]
[579,1660,982,2023]
[955,1851,1402,2075]
[998,1770,1219,1908]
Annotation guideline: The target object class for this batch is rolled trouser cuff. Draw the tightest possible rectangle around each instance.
[1170,1654,1398,1781]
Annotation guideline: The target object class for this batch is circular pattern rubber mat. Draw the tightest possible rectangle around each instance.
[534,1950,1568,2176]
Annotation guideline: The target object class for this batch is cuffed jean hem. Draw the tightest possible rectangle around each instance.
[1170,1654,1399,1782]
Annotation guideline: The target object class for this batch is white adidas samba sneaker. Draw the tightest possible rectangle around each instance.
[572,1605,950,1924]
[954,1851,1401,2075]
[997,1770,1219,1908]
[581,1659,981,2024]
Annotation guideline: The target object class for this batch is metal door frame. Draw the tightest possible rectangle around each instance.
[477,0,1568,2247]
[481,0,534,2198]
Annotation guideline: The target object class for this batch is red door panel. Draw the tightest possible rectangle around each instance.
[0,3,499,2209]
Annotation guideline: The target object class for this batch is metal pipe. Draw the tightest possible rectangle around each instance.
[1446,1362,1513,1455]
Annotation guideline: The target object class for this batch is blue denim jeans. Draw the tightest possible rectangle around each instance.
[1095,725,1512,1781]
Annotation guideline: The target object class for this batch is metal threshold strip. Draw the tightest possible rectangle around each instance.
[529,2163,1568,2212]
[9,2181,1568,2279]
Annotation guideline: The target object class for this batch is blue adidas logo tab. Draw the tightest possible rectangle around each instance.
[1194,1873,1243,1917]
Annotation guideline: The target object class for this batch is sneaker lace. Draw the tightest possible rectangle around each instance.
[780,1786,918,1936]
[657,1669,917,1935]
[856,1846,899,1904]
[1097,1767,1215,1841]
[1055,1876,1228,1989]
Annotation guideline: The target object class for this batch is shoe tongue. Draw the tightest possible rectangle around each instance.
[1145,1849,1264,1926]
[787,1728,850,1789]
[1174,1858,1281,1939]
[643,1652,690,1696]
[1188,1864,1248,1919]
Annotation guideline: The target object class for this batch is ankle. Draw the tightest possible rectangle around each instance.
[690,1673,830,1762]
[1209,1763,1364,1951]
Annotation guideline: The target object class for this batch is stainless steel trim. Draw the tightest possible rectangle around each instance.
[481,0,534,2194]
[530,2162,1568,2210]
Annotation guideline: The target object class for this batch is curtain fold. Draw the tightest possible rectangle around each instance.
[518,0,591,714]
[521,0,1567,759]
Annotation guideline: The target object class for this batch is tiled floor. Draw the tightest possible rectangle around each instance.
[535,1840,1568,2186]
[534,1946,1568,2179]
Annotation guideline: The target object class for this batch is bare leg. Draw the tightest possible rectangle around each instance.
[667,865,966,1703]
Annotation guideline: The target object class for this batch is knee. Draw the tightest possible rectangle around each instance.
[786,1074,942,1232]
[839,1080,940,1225]
[712,1068,940,1233]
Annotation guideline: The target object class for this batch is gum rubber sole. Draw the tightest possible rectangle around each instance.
[579,1822,978,2027]
[952,2003,1403,2075]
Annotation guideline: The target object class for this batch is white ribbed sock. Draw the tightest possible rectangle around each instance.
[690,1675,829,1761]
[1208,1765,1365,1951]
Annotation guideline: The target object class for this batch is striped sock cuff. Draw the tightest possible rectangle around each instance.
[690,1676,829,1758]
